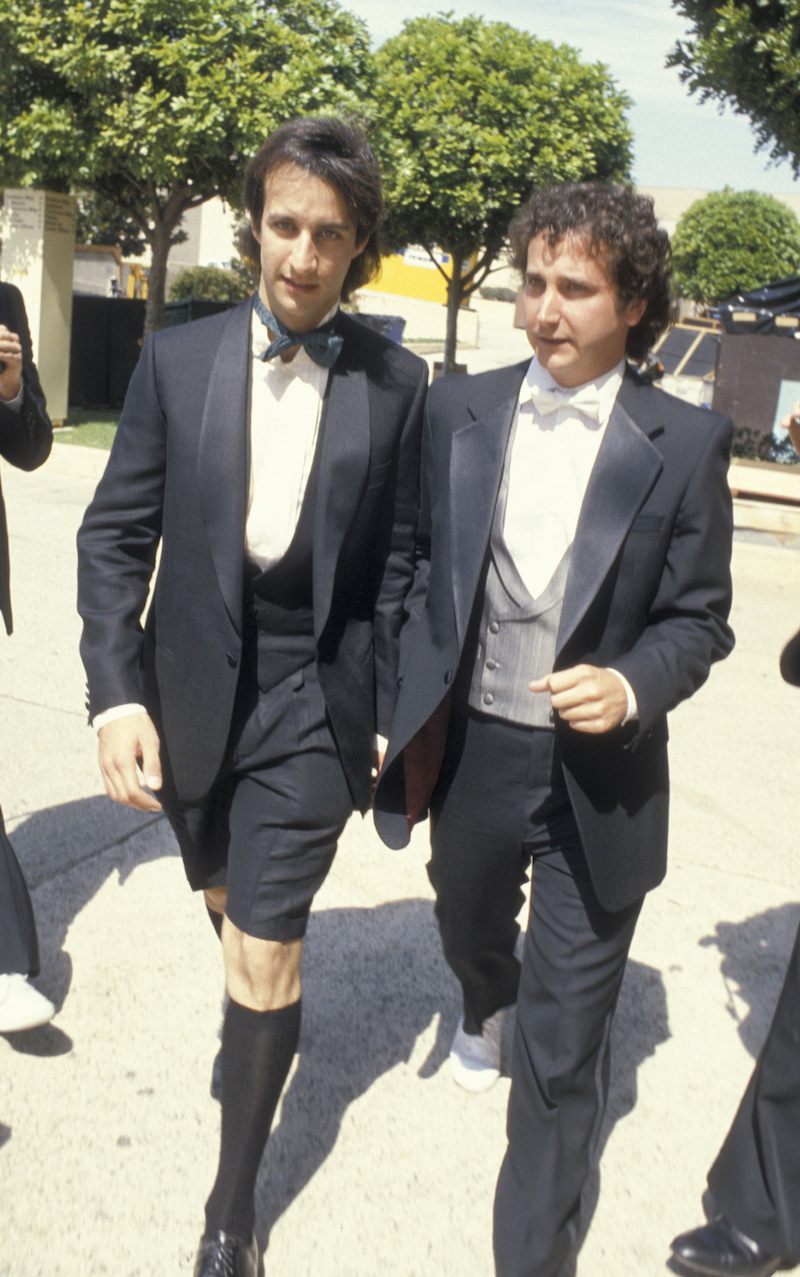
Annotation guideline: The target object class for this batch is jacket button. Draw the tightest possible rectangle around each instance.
[444,669,453,685]
[484,692,494,706]
[226,652,238,669]
[489,621,500,634]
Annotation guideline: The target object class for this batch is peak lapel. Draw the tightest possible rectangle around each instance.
[450,384,520,647]
[197,301,251,634]
[557,397,663,652]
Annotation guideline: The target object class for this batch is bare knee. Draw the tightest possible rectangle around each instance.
[204,885,227,915]
[222,918,302,1011]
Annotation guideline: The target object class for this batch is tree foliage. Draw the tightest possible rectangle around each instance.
[0,0,372,332]
[369,14,633,372]
[168,263,253,303]
[670,0,800,173]
[671,188,800,305]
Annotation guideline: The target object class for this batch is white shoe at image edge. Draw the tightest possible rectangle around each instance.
[0,973,55,1032]
[449,1008,505,1092]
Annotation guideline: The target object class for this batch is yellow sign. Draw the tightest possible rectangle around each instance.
[363,245,474,305]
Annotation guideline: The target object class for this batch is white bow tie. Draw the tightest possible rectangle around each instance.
[528,382,601,422]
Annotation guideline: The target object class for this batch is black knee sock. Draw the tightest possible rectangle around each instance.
[204,997,301,1240]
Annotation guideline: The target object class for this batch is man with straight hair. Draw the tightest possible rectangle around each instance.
[78,116,426,1275]
[375,183,735,1276]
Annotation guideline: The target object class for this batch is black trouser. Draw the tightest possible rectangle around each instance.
[708,916,800,1262]
[0,803,39,977]
[429,706,642,1277]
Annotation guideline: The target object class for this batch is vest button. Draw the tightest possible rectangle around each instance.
[486,658,497,671]
[444,669,453,685]
[489,621,500,634]
[484,693,494,706]
[226,652,238,669]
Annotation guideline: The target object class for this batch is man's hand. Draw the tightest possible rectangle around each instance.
[781,399,800,458]
[529,664,628,734]
[0,325,23,402]
[98,712,163,811]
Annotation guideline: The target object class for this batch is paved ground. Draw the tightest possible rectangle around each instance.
[1,300,799,1275]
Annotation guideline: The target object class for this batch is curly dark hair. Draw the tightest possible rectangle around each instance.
[242,116,384,302]
[509,183,672,362]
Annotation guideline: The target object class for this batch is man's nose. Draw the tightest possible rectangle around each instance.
[289,232,317,274]
[538,286,559,326]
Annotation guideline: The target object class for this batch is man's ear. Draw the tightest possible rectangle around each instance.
[625,297,648,328]
[250,215,261,247]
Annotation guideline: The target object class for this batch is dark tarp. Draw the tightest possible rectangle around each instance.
[719,274,800,336]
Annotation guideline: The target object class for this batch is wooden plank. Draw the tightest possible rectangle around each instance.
[729,459,800,502]
[733,497,800,536]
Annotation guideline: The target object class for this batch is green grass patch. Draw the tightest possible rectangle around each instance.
[55,409,120,450]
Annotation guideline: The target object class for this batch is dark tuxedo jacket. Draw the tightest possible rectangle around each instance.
[374,361,735,912]
[77,300,427,811]
[0,283,52,635]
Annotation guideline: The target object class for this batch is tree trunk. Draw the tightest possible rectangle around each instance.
[143,218,172,336]
[443,249,464,375]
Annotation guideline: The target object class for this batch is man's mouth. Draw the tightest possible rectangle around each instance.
[283,277,318,295]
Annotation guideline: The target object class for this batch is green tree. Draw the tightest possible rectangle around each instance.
[669,0,800,173]
[670,188,800,305]
[369,14,633,373]
[76,191,148,259]
[0,0,371,333]
[168,263,253,303]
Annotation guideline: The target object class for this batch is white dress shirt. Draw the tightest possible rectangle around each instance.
[246,306,331,568]
[502,354,637,722]
[95,302,333,731]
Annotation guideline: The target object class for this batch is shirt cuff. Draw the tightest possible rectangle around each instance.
[93,703,147,733]
[0,386,23,411]
[606,669,639,724]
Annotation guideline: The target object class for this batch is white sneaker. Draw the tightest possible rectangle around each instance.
[0,974,55,1032]
[449,1008,505,1092]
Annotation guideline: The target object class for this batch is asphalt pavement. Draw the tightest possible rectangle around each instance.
[1,299,799,1276]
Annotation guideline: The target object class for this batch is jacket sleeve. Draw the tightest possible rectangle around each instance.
[0,286,52,473]
[610,413,735,737]
[371,359,428,738]
[76,334,166,719]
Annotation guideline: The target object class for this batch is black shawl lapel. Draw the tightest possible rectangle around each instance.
[557,388,663,652]
[449,365,527,647]
[312,342,370,639]
[197,300,251,634]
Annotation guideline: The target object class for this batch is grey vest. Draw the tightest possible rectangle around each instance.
[465,420,571,729]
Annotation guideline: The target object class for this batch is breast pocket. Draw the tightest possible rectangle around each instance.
[629,512,665,534]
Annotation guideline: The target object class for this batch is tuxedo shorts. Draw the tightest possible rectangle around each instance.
[162,659,354,942]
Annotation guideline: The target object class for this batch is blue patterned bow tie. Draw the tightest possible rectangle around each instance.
[253,293,343,369]
[528,382,601,421]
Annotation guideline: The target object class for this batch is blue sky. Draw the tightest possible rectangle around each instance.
[345,0,800,195]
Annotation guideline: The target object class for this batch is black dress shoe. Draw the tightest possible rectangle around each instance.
[194,1230,258,1277]
[670,1214,782,1276]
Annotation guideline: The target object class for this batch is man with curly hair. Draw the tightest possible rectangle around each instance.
[375,183,735,1276]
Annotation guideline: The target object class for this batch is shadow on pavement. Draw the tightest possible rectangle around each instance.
[256,904,670,1263]
[4,795,172,1046]
[700,902,800,1057]
[255,896,457,1250]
